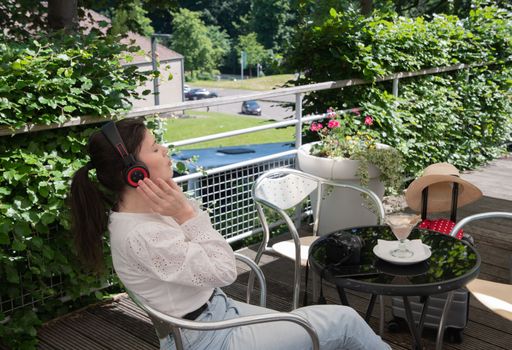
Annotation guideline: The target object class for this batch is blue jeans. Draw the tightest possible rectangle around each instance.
[160,288,390,350]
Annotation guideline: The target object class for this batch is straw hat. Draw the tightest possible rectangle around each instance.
[405,163,482,213]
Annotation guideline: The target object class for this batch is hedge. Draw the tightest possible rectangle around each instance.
[0,31,155,349]
[287,3,512,176]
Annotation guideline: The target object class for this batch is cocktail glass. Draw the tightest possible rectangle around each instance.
[385,213,421,258]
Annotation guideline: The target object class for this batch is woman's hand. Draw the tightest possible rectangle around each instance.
[136,178,196,224]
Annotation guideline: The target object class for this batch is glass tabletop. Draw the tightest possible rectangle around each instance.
[308,226,481,296]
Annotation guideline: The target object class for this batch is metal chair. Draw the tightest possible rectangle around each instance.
[251,168,386,310]
[450,211,512,321]
[126,252,320,350]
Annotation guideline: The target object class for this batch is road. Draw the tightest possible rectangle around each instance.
[187,87,297,121]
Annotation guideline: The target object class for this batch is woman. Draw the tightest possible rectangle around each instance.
[70,119,390,350]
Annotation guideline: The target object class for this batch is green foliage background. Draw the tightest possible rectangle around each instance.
[287,4,512,176]
[0,32,153,348]
[0,1,511,348]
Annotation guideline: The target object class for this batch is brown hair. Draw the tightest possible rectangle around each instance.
[69,118,146,273]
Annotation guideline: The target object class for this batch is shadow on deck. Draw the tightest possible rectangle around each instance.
[34,157,512,349]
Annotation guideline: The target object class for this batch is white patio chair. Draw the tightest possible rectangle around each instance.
[449,212,512,321]
[251,167,386,310]
[126,252,320,350]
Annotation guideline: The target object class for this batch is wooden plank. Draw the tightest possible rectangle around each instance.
[34,177,512,350]
[64,311,156,350]
[38,320,106,350]
[87,298,159,347]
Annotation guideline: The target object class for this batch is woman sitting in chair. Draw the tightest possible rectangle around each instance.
[69,119,390,350]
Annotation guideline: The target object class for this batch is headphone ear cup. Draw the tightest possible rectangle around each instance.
[125,163,150,187]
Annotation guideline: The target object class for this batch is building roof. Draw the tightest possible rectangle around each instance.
[85,10,183,65]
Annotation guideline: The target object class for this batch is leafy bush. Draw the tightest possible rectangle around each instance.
[0,31,154,348]
[0,33,150,129]
[287,4,512,176]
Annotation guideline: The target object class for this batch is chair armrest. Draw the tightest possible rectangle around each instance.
[450,212,512,237]
[139,298,320,350]
[449,212,512,283]
[234,252,267,307]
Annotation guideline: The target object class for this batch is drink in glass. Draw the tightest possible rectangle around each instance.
[385,213,421,258]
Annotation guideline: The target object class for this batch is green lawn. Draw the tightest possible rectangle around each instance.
[164,110,294,149]
[188,74,295,91]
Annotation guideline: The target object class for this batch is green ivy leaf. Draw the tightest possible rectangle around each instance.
[14,222,31,237]
[0,230,10,244]
[12,239,27,251]
[5,265,20,283]
[31,236,44,249]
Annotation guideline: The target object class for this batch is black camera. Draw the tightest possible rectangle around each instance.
[325,232,363,266]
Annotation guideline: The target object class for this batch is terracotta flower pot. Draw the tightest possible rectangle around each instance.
[297,142,385,235]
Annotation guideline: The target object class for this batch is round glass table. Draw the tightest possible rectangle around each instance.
[308,226,481,350]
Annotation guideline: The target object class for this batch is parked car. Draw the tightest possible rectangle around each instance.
[185,88,218,100]
[241,100,262,116]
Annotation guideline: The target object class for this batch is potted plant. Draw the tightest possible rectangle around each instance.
[297,108,403,234]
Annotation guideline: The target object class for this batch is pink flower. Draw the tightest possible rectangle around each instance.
[327,119,340,129]
[364,115,374,126]
[352,108,361,116]
[310,122,323,132]
[326,107,336,118]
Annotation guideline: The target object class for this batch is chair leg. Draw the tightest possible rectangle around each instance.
[509,254,512,283]
[312,270,320,302]
[292,257,301,309]
[379,295,385,336]
[247,244,267,304]
[303,263,309,306]
[336,286,350,306]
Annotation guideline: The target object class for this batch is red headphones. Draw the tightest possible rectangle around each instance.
[101,121,150,187]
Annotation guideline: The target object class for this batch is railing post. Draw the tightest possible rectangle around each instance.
[392,78,399,97]
[295,93,303,148]
[150,34,173,106]
[294,92,303,229]
[151,36,159,106]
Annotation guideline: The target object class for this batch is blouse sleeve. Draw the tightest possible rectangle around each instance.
[125,212,237,287]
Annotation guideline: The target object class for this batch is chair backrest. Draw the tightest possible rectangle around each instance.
[252,168,319,211]
[126,253,268,348]
[127,288,320,350]
[252,168,385,237]
[126,289,176,340]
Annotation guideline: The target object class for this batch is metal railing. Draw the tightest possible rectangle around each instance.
[0,61,501,315]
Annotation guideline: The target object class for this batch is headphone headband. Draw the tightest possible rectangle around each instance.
[101,121,136,167]
[100,121,149,187]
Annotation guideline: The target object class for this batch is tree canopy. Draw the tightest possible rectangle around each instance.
[169,8,229,76]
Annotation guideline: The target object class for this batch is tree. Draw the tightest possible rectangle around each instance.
[177,0,251,38]
[169,9,217,76]
[207,25,231,69]
[249,0,296,52]
[106,0,155,36]
[48,0,78,31]
[0,0,176,40]
[236,33,268,77]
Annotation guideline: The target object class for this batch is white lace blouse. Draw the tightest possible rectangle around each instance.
[108,201,237,317]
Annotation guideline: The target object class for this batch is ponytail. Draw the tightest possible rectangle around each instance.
[70,163,109,273]
[69,118,146,272]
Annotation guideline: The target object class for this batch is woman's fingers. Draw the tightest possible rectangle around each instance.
[137,179,166,205]
[136,184,161,212]
[165,178,181,191]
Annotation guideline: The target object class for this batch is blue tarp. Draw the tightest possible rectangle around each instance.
[172,142,295,172]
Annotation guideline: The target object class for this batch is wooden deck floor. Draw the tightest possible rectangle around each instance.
[34,156,512,349]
